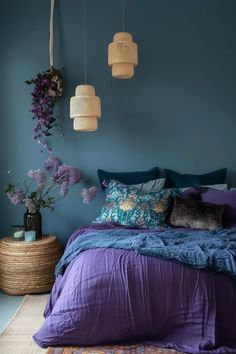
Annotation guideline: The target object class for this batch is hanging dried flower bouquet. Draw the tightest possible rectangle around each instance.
[26,67,64,151]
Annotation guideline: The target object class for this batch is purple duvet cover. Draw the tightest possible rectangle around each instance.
[34,223,236,354]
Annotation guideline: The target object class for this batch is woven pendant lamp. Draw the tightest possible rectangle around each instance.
[108,0,138,79]
[108,32,138,79]
[69,0,101,132]
[70,85,101,131]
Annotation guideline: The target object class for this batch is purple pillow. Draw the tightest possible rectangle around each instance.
[181,187,201,199]
[201,189,236,226]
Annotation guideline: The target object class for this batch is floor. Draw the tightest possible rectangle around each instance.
[0,291,24,334]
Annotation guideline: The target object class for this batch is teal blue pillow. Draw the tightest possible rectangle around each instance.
[97,167,160,191]
[95,180,176,229]
[165,168,227,188]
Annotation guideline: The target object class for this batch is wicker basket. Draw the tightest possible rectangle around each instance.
[0,235,62,295]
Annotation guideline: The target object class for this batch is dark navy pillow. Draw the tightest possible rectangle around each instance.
[97,167,160,191]
[165,168,227,188]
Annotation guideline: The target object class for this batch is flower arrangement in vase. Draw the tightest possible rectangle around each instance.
[5,156,97,239]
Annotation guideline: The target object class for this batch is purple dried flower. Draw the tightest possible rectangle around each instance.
[7,189,24,205]
[68,167,83,185]
[27,169,46,186]
[54,164,71,184]
[45,156,62,172]
[42,79,49,85]
[26,68,63,152]
[102,179,110,188]
[82,187,97,204]
[24,198,38,213]
[60,182,69,196]
[47,146,53,154]
[54,164,82,185]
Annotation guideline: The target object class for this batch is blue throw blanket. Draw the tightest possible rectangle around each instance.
[55,227,236,279]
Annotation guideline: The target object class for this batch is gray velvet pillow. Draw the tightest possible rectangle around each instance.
[170,197,225,230]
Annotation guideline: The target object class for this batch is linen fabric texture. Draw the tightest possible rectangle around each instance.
[33,223,236,353]
[55,226,236,277]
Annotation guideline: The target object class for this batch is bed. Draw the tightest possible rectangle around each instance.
[33,222,236,354]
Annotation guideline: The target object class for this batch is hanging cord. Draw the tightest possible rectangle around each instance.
[83,0,87,84]
[122,0,125,32]
[49,0,55,67]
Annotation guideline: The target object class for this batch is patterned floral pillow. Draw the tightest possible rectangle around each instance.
[95,180,177,229]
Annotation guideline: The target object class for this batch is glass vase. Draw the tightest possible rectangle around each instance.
[11,225,25,241]
[24,210,42,240]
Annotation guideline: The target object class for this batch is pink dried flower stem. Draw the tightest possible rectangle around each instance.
[40,173,74,198]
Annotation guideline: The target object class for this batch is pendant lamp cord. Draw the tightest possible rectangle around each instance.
[49,0,55,67]
[122,0,125,31]
[83,0,87,84]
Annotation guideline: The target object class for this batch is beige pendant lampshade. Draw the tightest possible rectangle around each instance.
[70,85,101,132]
[108,32,138,79]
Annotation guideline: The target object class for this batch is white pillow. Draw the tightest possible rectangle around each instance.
[204,184,228,191]
[110,178,166,193]
[135,178,166,193]
[180,184,228,192]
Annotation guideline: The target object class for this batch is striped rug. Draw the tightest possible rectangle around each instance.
[46,344,185,354]
[0,294,49,354]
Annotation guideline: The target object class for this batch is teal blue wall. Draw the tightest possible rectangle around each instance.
[0,0,235,244]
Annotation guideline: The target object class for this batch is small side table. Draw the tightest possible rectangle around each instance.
[0,235,62,295]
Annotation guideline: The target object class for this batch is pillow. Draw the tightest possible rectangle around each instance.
[165,168,227,188]
[133,178,165,193]
[201,189,236,226]
[178,184,228,200]
[103,178,165,193]
[166,187,201,223]
[180,184,228,192]
[169,197,225,230]
[205,184,228,191]
[180,187,201,199]
[97,167,160,191]
[95,180,176,229]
